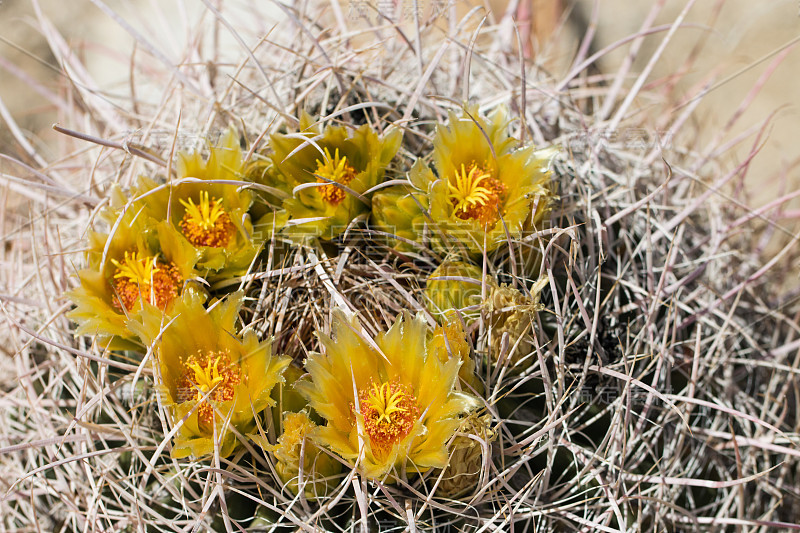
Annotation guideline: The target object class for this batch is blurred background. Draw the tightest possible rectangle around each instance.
[1,0,798,256]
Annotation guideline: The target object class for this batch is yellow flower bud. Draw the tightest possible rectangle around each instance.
[434,413,495,499]
[270,411,342,498]
[370,185,429,251]
[487,279,547,369]
[425,261,487,324]
[429,318,484,395]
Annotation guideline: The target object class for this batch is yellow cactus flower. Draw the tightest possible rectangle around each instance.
[425,261,486,324]
[129,291,290,459]
[294,310,479,480]
[66,189,199,348]
[269,114,402,241]
[267,410,342,498]
[131,128,264,278]
[414,105,556,253]
[433,412,495,499]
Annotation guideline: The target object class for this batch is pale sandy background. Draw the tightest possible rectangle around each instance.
[1,0,798,255]
[572,1,800,213]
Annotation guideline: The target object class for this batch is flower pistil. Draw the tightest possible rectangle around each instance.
[448,162,506,225]
[355,381,419,452]
[177,351,241,426]
[314,148,356,206]
[110,251,181,312]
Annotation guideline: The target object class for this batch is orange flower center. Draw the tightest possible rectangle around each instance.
[177,351,241,426]
[354,381,419,452]
[314,147,356,206]
[110,251,182,312]
[180,191,236,248]
[448,162,506,226]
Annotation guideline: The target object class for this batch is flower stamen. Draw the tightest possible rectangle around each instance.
[180,191,236,247]
[448,162,506,225]
[110,251,181,311]
[314,148,356,206]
